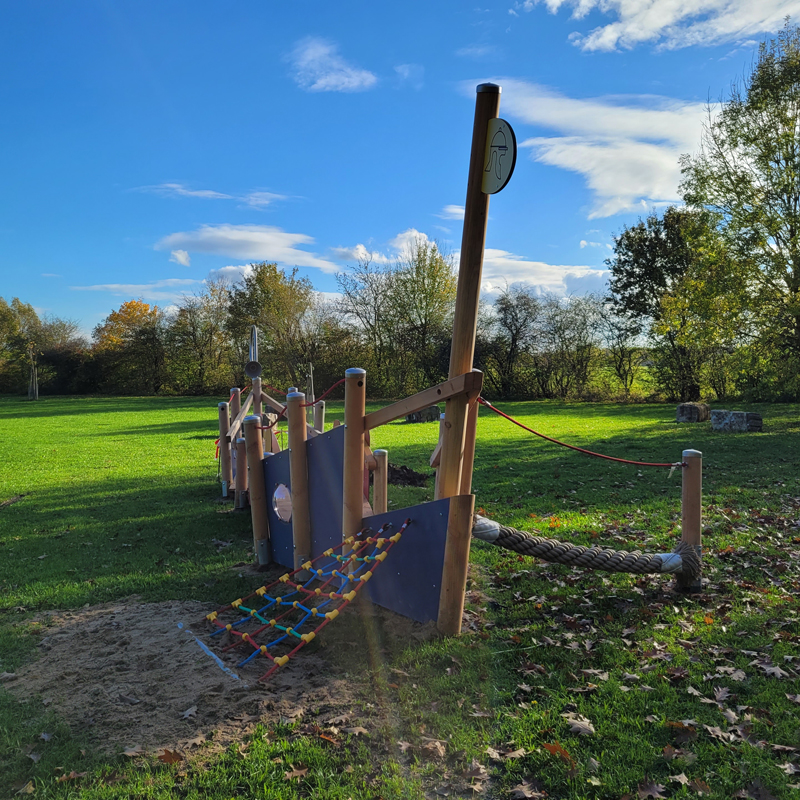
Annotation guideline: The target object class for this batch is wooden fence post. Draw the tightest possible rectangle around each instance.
[230,388,241,422]
[373,449,388,515]
[287,391,312,574]
[244,414,270,565]
[235,437,248,509]
[678,449,702,591]
[343,369,366,544]
[218,402,233,499]
[437,494,476,635]
[459,399,480,496]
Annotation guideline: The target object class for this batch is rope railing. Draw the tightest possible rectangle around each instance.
[477,397,685,470]
[472,515,701,579]
[301,377,346,407]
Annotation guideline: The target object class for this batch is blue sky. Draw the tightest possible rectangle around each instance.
[0,1,791,336]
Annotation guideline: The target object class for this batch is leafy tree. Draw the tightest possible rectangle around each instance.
[168,282,234,394]
[681,19,800,374]
[392,237,457,386]
[93,299,166,394]
[606,207,724,400]
[226,262,316,388]
[484,286,541,399]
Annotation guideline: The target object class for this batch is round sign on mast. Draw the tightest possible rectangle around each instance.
[481,118,516,194]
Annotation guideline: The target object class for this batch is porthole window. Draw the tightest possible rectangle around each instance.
[272,484,292,522]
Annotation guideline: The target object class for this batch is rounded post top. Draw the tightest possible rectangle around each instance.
[230,387,240,393]
[243,414,261,425]
[477,83,501,94]
[683,449,702,458]
[287,386,298,394]
[374,449,388,455]
[218,401,229,409]
[345,368,366,377]
[286,391,305,401]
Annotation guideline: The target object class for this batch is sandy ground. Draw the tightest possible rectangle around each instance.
[5,594,437,756]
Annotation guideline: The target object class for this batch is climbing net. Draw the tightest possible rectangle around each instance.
[204,519,410,681]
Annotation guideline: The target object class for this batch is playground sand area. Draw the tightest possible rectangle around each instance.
[7,593,436,756]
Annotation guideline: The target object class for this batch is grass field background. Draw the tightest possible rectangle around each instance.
[0,395,798,798]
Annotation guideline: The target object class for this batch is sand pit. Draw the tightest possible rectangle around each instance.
[5,595,437,756]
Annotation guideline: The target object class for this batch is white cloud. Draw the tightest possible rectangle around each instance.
[137,183,286,210]
[41,273,61,278]
[456,44,497,58]
[517,0,793,51]
[389,228,434,254]
[205,265,254,285]
[156,224,339,274]
[137,183,233,200]
[170,249,191,266]
[241,191,286,209]
[71,278,202,303]
[485,78,704,217]
[287,37,378,92]
[394,63,425,90]
[482,248,608,296]
[437,204,465,220]
[580,240,612,250]
[330,243,391,264]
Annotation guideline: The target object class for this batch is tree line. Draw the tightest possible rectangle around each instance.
[5,23,800,402]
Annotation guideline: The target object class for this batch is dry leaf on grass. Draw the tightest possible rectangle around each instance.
[123,745,144,757]
[561,712,595,735]
[397,740,413,753]
[57,771,88,783]
[15,782,34,795]
[158,749,183,764]
[284,765,308,781]
[541,741,574,766]
[181,705,197,719]
[343,726,368,736]
[508,779,546,799]
[638,779,667,798]
[670,773,690,784]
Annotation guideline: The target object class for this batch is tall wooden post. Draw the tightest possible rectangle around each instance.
[235,437,248,509]
[230,388,241,422]
[438,83,500,500]
[373,449,388,515]
[436,84,501,635]
[459,398,480,496]
[218,402,233,499]
[287,391,312,574]
[244,414,270,565]
[678,449,702,591]
[314,400,326,433]
[343,368,366,544]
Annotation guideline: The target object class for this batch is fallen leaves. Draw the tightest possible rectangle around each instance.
[561,712,595,736]
[158,749,183,764]
[123,744,144,758]
[181,705,197,719]
[283,764,308,781]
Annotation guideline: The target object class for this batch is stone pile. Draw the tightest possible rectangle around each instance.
[710,410,763,432]
[676,402,710,423]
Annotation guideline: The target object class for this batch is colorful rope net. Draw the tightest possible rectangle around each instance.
[204,519,410,681]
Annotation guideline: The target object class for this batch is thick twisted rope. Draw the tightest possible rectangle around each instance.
[472,515,701,580]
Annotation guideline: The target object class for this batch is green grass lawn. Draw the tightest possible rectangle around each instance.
[0,395,798,799]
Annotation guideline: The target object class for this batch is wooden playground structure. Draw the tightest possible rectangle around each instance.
[214,84,704,655]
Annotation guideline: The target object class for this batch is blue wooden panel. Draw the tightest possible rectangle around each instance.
[307,426,345,554]
[261,425,451,624]
[359,498,451,624]
[262,426,347,569]
[262,449,293,568]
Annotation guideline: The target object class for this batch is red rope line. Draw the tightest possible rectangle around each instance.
[477,397,685,469]
[262,384,287,397]
[254,407,287,430]
[301,378,346,407]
